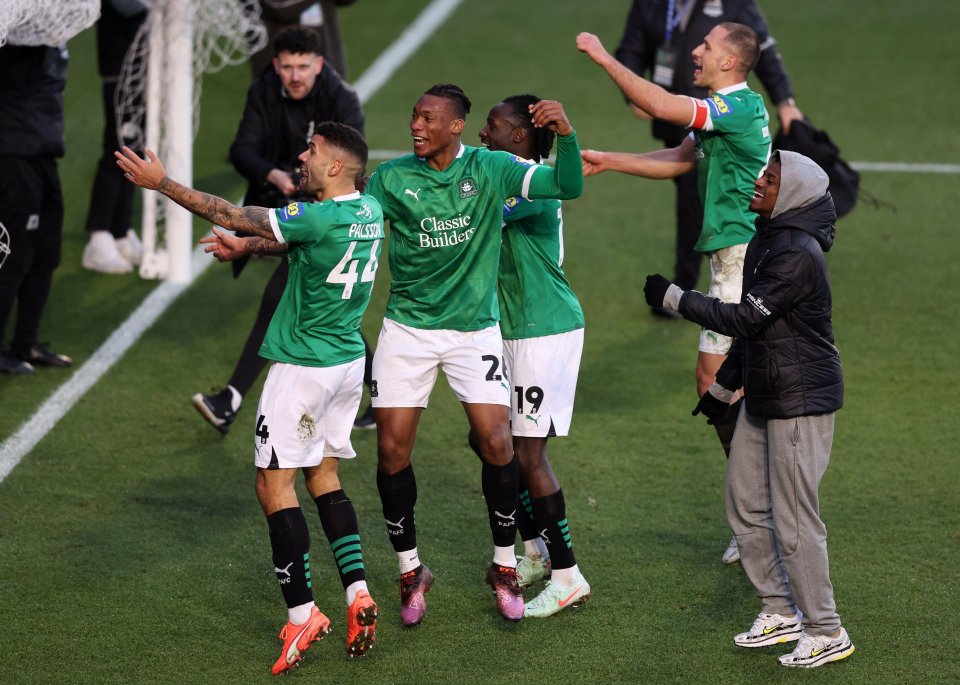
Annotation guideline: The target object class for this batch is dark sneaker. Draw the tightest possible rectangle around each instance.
[14,344,72,368]
[399,565,434,627]
[191,386,240,435]
[353,404,376,430]
[485,564,524,621]
[0,351,35,374]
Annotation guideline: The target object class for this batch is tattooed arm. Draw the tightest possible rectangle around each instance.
[200,227,288,262]
[115,146,276,240]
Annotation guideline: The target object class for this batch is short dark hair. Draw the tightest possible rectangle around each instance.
[423,83,472,119]
[501,94,555,163]
[274,27,322,57]
[718,22,760,73]
[315,121,368,170]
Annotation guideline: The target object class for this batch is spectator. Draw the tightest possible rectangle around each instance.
[251,1,357,79]
[0,43,72,374]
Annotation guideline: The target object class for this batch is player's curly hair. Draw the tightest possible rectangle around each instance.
[502,94,555,163]
[424,83,472,119]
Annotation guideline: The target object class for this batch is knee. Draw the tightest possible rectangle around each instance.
[474,425,513,465]
[377,434,412,474]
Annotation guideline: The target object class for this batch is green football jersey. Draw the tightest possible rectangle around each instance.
[498,196,584,340]
[691,84,771,253]
[365,132,582,331]
[259,192,384,367]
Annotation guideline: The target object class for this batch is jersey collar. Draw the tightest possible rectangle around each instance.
[715,82,749,95]
[417,143,466,163]
[330,191,360,202]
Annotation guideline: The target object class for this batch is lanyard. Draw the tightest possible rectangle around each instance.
[665,0,684,44]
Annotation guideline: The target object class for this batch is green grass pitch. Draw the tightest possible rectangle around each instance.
[1,1,958,682]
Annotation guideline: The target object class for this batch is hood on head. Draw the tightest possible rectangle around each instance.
[771,150,830,219]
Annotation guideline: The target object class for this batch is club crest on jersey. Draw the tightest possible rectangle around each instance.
[355,203,373,220]
[458,177,479,198]
[708,93,731,117]
[279,202,303,222]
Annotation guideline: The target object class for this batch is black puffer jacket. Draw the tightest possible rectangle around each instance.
[679,157,843,418]
[229,66,363,208]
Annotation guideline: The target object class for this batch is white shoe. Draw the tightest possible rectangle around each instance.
[779,627,855,668]
[734,611,803,648]
[523,571,590,618]
[115,228,143,266]
[722,535,740,564]
[82,231,132,274]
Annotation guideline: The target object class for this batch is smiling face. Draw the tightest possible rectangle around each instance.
[691,25,732,89]
[273,50,323,101]
[478,102,524,156]
[750,157,782,219]
[410,94,464,159]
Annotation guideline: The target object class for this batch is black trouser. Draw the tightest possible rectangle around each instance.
[226,258,373,396]
[84,76,139,238]
[0,155,63,351]
[672,167,704,292]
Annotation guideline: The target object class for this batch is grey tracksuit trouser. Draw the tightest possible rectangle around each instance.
[725,409,842,636]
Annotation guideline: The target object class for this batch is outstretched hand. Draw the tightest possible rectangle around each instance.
[576,32,611,66]
[115,146,166,190]
[199,227,249,262]
[529,100,573,137]
[581,149,608,176]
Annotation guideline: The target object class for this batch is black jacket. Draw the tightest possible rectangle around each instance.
[680,194,843,418]
[0,45,67,158]
[228,65,364,208]
[615,0,794,146]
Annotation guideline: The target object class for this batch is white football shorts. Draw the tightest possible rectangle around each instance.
[699,243,748,355]
[503,328,584,438]
[371,318,511,408]
[253,358,364,470]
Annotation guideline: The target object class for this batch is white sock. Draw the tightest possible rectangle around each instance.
[288,600,314,625]
[522,539,542,558]
[345,580,368,605]
[493,545,517,568]
[551,564,579,587]
[226,384,242,411]
[398,547,420,574]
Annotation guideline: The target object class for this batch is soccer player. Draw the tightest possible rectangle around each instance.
[363,84,583,624]
[476,95,589,618]
[577,24,771,562]
[116,122,382,673]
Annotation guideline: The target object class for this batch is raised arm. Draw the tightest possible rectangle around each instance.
[115,146,275,240]
[524,100,583,200]
[577,32,695,127]
[582,136,696,179]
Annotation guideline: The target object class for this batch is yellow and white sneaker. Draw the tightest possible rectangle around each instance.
[734,612,803,648]
[779,627,855,668]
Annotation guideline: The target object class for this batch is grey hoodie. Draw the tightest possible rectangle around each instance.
[771,150,830,219]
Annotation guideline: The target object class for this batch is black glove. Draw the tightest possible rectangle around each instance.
[692,389,730,425]
[644,274,672,308]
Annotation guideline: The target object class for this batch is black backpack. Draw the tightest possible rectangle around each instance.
[773,119,860,218]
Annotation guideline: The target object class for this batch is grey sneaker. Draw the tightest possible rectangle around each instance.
[722,535,740,564]
[734,612,803,648]
[779,628,854,668]
[523,572,590,618]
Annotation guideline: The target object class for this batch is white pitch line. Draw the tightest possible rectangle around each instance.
[0,0,466,484]
[353,0,465,105]
[850,161,960,174]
